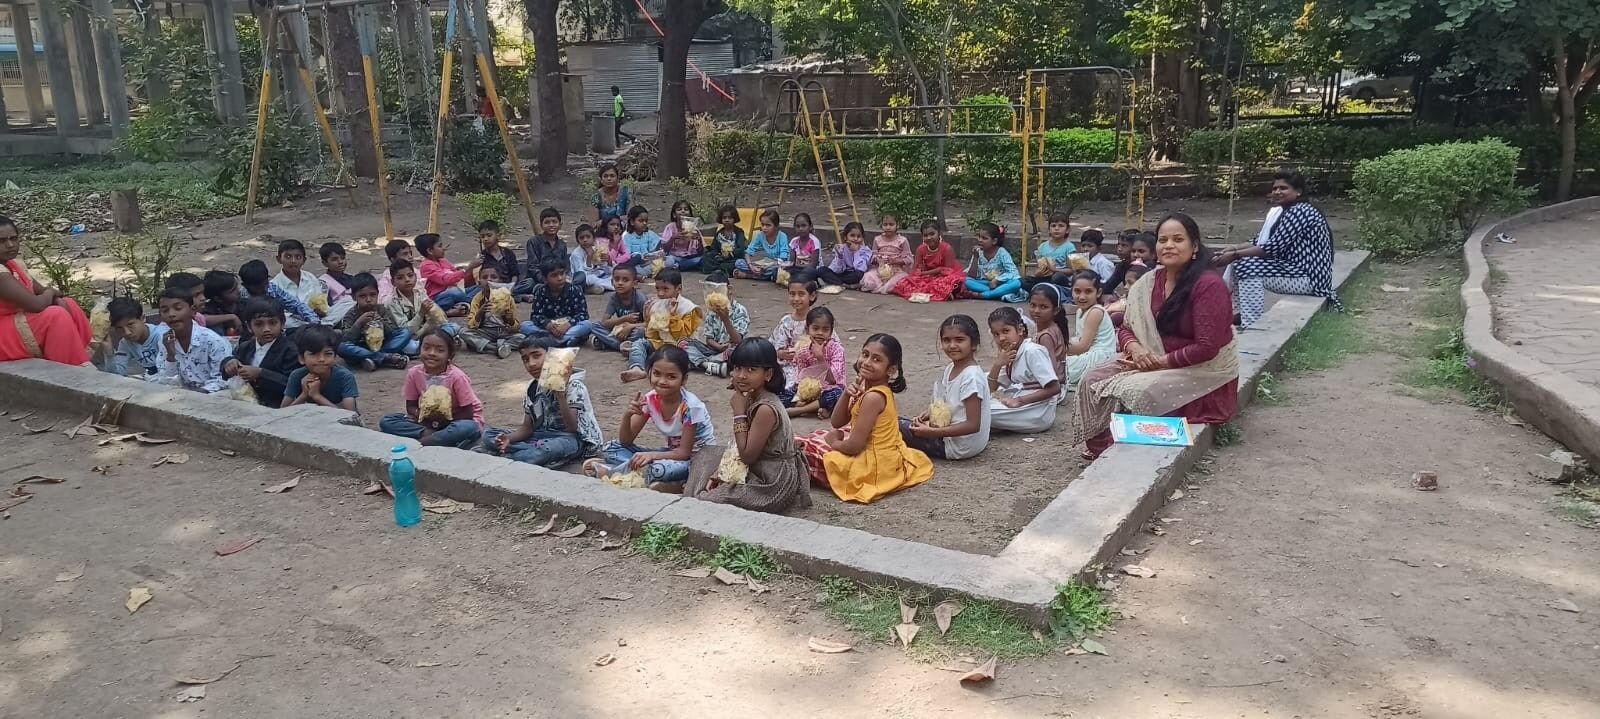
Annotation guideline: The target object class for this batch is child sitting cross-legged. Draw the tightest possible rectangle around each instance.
[521,259,597,348]
[319,241,357,323]
[592,261,646,354]
[384,260,451,340]
[155,286,231,393]
[586,345,715,493]
[568,223,613,294]
[282,325,360,412]
[901,314,990,459]
[683,337,813,514]
[986,306,1061,433]
[1064,270,1119,389]
[478,337,604,468]
[700,204,745,278]
[620,268,701,383]
[379,328,485,449]
[684,272,748,378]
[333,272,412,371]
[102,297,168,380]
[459,266,525,358]
[780,306,846,420]
[222,297,301,408]
[796,333,933,504]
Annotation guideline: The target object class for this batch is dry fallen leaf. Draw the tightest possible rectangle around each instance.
[91,465,111,475]
[22,421,58,434]
[899,597,917,624]
[598,535,628,551]
[152,453,190,468]
[263,476,300,494]
[934,600,963,635]
[174,685,206,703]
[54,562,87,582]
[713,567,746,585]
[175,661,243,685]
[0,493,32,512]
[126,586,153,614]
[1080,638,1108,655]
[528,515,559,536]
[214,537,263,557]
[553,521,587,538]
[806,637,854,654]
[133,433,175,444]
[7,411,34,422]
[64,416,98,439]
[745,576,770,594]
[98,432,139,446]
[421,498,473,514]
[98,400,125,425]
[895,622,921,647]
[16,475,66,485]
[414,661,442,668]
[599,592,634,601]
[959,656,998,684]
[360,482,385,495]
[1120,564,1157,579]
[593,653,617,667]
[673,566,713,579]
[1551,598,1582,613]
[218,449,238,457]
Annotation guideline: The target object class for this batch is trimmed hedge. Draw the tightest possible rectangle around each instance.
[1352,139,1532,257]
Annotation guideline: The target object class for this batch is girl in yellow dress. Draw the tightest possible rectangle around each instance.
[799,333,933,503]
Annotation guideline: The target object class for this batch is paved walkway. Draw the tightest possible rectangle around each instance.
[1485,208,1600,389]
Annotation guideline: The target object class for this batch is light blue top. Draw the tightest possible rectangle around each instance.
[746,230,790,262]
[107,323,169,378]
[1034,238,1076,267]
[969,246,1021,283]
[623,230,662,259]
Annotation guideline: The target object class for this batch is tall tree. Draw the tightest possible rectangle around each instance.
[659,0,726,179]
[524,0,568,180]
[326,8,378,178]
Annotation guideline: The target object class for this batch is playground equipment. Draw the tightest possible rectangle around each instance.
[243,0,537,240]
[749,67,1145,263]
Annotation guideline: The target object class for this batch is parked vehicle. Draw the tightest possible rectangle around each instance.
[1340,75,1414,101]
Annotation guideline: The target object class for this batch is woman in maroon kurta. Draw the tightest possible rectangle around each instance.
[892,221,966,302]
[1074,213,1239,459]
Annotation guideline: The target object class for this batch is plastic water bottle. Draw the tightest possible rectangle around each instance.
[390,446,421,527]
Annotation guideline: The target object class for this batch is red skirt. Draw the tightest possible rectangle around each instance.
[892,269,965,302]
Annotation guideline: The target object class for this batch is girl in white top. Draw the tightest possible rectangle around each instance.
[901,314,991,459]
[986,306,1062,433]
[1063,270,1118,390]
[770,276,818,385]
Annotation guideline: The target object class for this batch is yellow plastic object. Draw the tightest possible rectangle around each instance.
[648,309,671,335]
[604,469,648,489]
[610,322,632,338]
[364,324,384,351]
[419,385,452,423]
[539,347,576,391]
[716,446,748,485]
[308,293,330,317]
[651,258,665,276]
[796,377,822,403]
[985,269,999,281]
[549,317,572,336]
[775,268,790,287]
[928,400,953,428]
[427,303,448,327]
[89,298,111,342]
[705,291,730,313]
[489,287,515,317]
[793,335,812,353]
[233,380,258,404]
[877,264,893,281]
[1068,255,1090,272]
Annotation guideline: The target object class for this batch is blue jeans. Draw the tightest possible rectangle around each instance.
[478,427,584,468]
[509,278,537,297]
[379,413,482,449]
[780,385,843,411]
[518,319,600,347]
[666,255,702,272]
[597,440,690,484]
[628,338,668,370]
[965,277,1023,301]
[734,259,778,280]
[432,285,481,310]
[337,328,414,364]
[592,325,641,352]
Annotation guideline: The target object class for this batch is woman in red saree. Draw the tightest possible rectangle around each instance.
[0,216,93,365]
[1073,213,1238,460]
[892,221,966,302]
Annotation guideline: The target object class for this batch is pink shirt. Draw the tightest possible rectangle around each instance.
[402,364,485,427]
[793,335,847,389]
[789,235,821,264]
[418,257,467,299]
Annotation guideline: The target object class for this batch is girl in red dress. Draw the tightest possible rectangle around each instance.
[892,221,966,302]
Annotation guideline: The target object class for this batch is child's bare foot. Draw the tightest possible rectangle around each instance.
[817,407,831,420]
[620,367,647,383]
[582,458,608,478]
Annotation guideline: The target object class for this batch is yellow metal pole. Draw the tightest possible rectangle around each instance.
[1018,72,1033,259]
[476,53,538,231]
[360,52,394,240]
[428,49,456,232]
[244,64,275,224]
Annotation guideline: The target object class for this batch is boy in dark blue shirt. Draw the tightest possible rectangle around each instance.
[521,259,596,347]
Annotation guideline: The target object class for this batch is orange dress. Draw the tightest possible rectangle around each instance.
[821,385,933,503]
[0,260,92,365]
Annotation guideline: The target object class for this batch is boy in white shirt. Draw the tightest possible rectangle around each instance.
[271,239,329,328]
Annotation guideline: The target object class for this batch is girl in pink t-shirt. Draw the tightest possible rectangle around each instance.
[786,212,822,277]
[378,329,485,448]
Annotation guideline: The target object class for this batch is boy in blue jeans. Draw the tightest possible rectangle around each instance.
[478,337,604,468]
[592,262,646,353]
[333,273,412,371]
[521,259,597,347]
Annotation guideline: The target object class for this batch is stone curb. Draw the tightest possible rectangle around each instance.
[1461,196,1600,467]
[0,253,1365,624]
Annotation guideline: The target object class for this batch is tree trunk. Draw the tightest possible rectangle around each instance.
[524,0,567,180]
[327,7,378,178]
[659,1,722,179]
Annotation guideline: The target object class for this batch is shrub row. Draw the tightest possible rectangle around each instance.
[1352,138,1532,257]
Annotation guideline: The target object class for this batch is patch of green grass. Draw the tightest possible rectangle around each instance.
[632,522,689,560]
[1213,422,1243,447]
[816,578,1058,659]
[1555,484,1600,526]
[1393,262,1505,410]
[711,537,780,579]
[1047,580,1111,642]
[1276,266,1382,373]
[1253,371,1283,404]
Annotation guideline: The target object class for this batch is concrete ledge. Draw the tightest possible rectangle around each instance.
[1461,196,1600,467]
[999,250,1370,580]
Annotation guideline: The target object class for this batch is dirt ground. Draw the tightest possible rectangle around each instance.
[53,182,1356,555]
[3,260,1597,718]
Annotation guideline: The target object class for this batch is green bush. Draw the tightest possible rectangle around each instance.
[1352,139,1532,256]
[445,118,507,192]
[1180,125,1287,194]
[695,129,792,178]
[460,191,513,231]
[212,113,315,206]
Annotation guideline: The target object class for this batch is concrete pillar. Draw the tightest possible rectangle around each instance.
[67,2,105,126]
[137,0,168,103]
[90,0,130,138]
[11,8,49,125]
[280,12,313,124]
[36,0,81,135]
[205,0,247,121]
